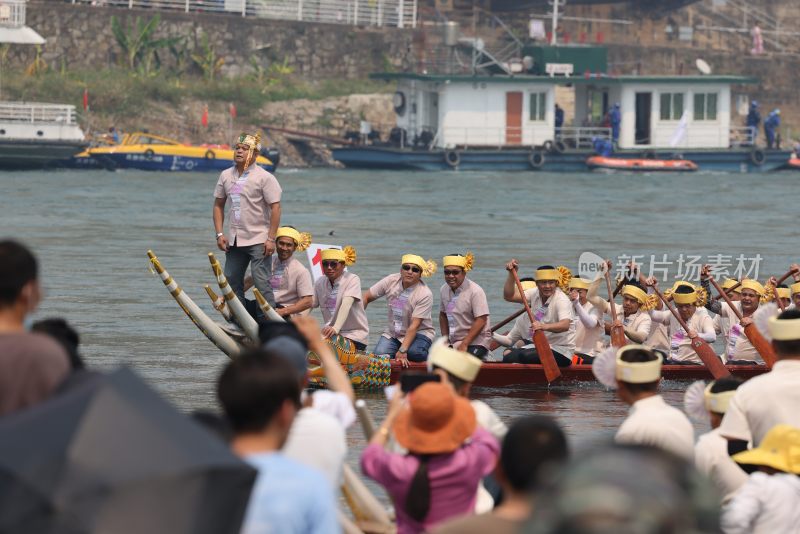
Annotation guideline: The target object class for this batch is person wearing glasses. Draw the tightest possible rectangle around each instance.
[311,246,369,351]
[439,253,492,360]
[363,254,437,367]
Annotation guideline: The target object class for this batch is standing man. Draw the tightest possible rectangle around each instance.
[213,132,282,307]
[746,100,760,145]
[555,103,565,137]
[764,109,781,149]
[609,103,621,146]
[439,253,491,359]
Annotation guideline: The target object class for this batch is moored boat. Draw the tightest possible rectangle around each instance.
[587,156,698,172]
[76,132,279,172]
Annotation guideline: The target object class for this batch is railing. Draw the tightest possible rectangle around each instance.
[0,0,27,27]
[729,126,756,148]
[0,102,77,124]
[556,126,612,149]
[68,0,417,28]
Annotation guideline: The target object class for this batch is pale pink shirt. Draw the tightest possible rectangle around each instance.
[651,309,715,363]
[361,428,499,534]
[523,287,577,356]
[370,273,435,342]
[439,278,491,349]
[716,301,760,362]
[213,164,282,246]
[313,271,369,345]
[271,256,313,310]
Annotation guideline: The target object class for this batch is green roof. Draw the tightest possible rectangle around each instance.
[369,72,758,85]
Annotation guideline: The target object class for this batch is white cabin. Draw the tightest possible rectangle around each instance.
[377,72,755,151]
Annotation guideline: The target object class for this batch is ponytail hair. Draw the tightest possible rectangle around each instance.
[404,455,432,522]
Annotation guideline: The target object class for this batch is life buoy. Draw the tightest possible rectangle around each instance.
[750,149,766,166]
[144,149,155,160]
[642,150,657,160]
[529,150,546,169]
[204,149,216,160]
[185,160,195,171]
[444,150,460,168]
[554,140,566,154]
[542,140,555,153]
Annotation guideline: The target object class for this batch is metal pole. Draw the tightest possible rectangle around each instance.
[297,0,302,21]
[398,0,403,28]
[185,0,189,13]
[549,0,564,45]
[241,0,245,17]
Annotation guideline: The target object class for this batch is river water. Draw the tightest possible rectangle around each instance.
[1,167,794,466]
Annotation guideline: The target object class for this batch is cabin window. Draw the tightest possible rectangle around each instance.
[529,92,547,121]
[659,93,684,120]
[694,93,718,121]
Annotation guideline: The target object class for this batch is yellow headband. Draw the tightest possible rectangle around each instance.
[275,227,312,251]
[401,254,437,277]
[427,337,482,382]
[703,383,736,414]
[672,289,698,305]
[792,282,800,296]
[621,285,648,305]
[740,279,766,296]
[768,316,800,341]
[615,345,662,383]
[442,252,474,272]
[320,246,357,266]
[776,287,791,300]
[535,269,559,281]
[569,278,590,290]
[722,278,741,292]
[520,280,537,291]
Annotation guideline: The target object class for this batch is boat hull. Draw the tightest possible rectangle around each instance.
[587,156,698,172]
[0,139,88,169]
[332,146,792,173]
[389,361,767,387]
[85,152,277,173]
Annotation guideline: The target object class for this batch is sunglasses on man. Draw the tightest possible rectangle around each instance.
[443,269,463,276]
[401,264,422,274]
[321,260,341,269]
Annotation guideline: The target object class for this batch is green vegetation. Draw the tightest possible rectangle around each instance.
[2,66,392,118]
[111,14,182,76]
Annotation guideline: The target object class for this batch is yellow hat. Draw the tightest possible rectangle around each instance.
[569,278,590,290]
[722,278,741,293]
[792,282,800,296]
[768,315,800,341]
[401,254,437,277]
[776,287,791,300]
[535,268,559,281]
[236,132,262,151]
[703,383,736,414]
[427,337,483,383]
[621,284,648,305]
[740,279,766,296]
[672,287,698,305]
[615,345,662,383]
[275,227,312,251]
[732,424,800,473]
[320,246,357,266]
[442,252,474,272]
[520,280,537,292]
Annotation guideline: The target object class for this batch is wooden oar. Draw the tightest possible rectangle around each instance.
[650,283,730,379]
[510,268,561,383]
[605,270,626,348]
[776,268,798,286]
[490,308,525,333]
[771,268,798,313]
[708,277,776,368]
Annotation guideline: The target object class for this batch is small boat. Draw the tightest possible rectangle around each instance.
[587,156,698,172]
[75,132,278,172]
[780,157,800,170]
[389,361,766,388]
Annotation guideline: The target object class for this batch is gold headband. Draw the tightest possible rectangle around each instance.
[622,285,648,305]
[569,278,590,290]
[236,132,262,151]
[401,254,437,277]
[722,278,741,292]
[615,345,663,383]
[535,269,559,281]
[320,246,357,266]
[442,252,474,272]
[776,287,791,300]
[740,279,766,296]
[275,227,312,251]
[672,290,698,305]
[768,316,800,341]
[703,383,736,414]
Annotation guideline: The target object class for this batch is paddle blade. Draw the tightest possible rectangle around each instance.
[610,326,627,349]
[533,330,561,382]
[691,337,730,379]
[744,323,777,368]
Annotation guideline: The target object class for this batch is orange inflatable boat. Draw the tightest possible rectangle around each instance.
[587,156,699,172]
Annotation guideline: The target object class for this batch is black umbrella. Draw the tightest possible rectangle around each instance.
[0,367,256,534]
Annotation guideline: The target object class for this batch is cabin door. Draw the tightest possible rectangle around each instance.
[506,92,523,145]
[635,92,652,145]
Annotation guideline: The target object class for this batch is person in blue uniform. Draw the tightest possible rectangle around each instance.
[764,109,781,149]
[746,101,761,145]
[555,104,564,137]
[609,103,621,145]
